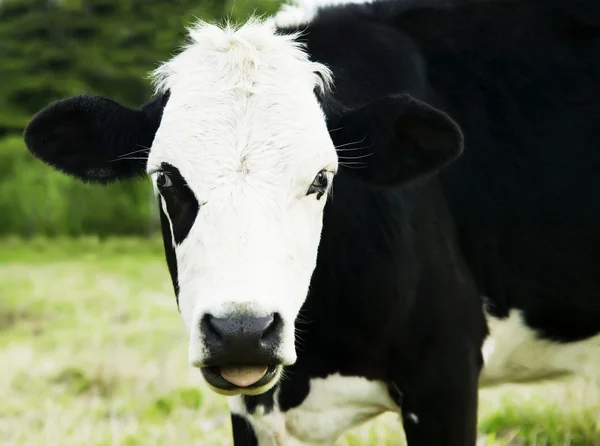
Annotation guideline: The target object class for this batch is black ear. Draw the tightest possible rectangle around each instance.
[329,93,463,186]
[23,92,170,184]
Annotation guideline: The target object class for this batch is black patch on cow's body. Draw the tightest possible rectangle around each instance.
[230,413,258,446]
[242,385,277,415]
[241,365,312,415]
[276,365,311,412]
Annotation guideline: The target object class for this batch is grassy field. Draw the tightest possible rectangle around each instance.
[1,236,599,446]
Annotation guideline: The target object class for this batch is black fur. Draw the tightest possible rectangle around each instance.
[24,92,169,183]
[330,93,464,187]
[231,413,258,446]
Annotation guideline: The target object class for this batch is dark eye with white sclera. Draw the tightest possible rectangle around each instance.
[307,170,329,197]
[156,172,172,188]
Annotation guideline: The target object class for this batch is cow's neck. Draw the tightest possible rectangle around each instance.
[298,173,460,377]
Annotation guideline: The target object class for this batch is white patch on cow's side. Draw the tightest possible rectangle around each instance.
[229,374,401,446]
[480,309,600,386]
[271,0,376,28]
[145,19,338,371]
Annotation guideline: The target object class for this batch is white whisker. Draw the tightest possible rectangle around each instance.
[339,162,368,169]
[338,152,374,160]
[339,161,367,165]
[115,146,151,159]
[107,157,149,162]
[336,145,373,152]
[334,135,368,149]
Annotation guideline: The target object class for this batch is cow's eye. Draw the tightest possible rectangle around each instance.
[308,170,329,196]
[157,172,172,188]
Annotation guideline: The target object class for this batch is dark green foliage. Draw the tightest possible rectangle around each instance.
[0,0,281,135]
[0,135,157,235]
[0,0,283,235]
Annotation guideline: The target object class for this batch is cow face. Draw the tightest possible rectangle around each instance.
[146,23,338,395]
[24,20,463,396]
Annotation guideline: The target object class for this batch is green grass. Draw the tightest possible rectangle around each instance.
[1,237,599,445]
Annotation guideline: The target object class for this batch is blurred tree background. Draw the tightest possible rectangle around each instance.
[0,0,283,236]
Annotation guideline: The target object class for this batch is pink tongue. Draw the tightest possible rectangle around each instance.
[220,366,268,387]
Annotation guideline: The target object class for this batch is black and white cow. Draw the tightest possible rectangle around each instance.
[23,0,600,444]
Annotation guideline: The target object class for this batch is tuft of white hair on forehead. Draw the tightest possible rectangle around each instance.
[150,18,332,97]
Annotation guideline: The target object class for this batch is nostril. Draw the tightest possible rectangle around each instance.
[260,313,282,344]
[201,314,223,345]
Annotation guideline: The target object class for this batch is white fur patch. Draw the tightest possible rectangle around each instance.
[145,19,338,372]
[151,19,332,97]
[229,374,400,445]
[271,0,376,28]
[480,309,600,386]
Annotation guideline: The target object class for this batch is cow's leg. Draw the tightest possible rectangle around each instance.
[231,412,259,446]
[396,350,480,446]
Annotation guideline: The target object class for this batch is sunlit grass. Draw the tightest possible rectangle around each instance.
[1,237,599,445]
[478,380,600,446]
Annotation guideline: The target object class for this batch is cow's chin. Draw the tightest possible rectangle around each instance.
[201,365,283,396]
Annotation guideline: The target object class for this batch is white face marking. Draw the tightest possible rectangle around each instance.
[159,197,175,247]
[229,374,401,446]
[146,20,337,374]
[480,308,600,386]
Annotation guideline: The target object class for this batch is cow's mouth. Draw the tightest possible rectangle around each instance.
[201,365,280,395]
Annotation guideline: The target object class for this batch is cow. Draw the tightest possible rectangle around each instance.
[23,0,600,444]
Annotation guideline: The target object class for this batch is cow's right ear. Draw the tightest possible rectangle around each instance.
[24,92,170,184]
[328,93,463,187]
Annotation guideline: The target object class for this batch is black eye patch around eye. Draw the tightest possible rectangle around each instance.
[158,162,199,245]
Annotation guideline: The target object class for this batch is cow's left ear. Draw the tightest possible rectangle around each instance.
[24,92,169,184]
[329,93,463,186]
